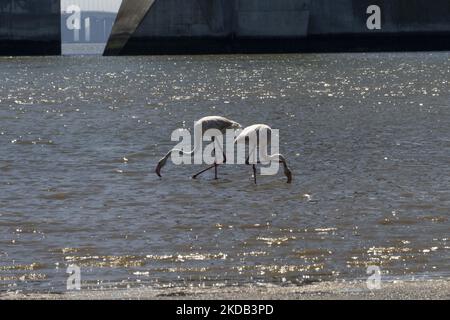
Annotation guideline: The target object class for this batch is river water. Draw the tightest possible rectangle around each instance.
[0,52,449,293]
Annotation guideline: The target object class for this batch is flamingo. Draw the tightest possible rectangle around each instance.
[155,116,241,179]
[237,124,292,184]
[194,124,293,184]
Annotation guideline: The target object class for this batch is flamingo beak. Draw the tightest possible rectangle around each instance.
[155,162,162,178]
[232,122,242,130]
[285,169,293,184]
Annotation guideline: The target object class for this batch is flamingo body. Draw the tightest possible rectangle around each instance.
[235,124,292,184]
[155,116,241,178]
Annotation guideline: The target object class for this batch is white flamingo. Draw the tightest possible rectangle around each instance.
[194,124,293,184]
[155,116,241,179]
[237,124,292,184]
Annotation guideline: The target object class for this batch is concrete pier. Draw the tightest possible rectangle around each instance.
[0,0,61,56]
[104,0,450,55]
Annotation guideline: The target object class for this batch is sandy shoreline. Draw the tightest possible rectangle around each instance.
[1,279,449,300]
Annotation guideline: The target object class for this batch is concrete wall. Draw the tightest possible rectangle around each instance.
[309,0,450,35]
[105,0,450,55]
[130,0,310,37]
[104,0,156,55]
[0,0,61,55]
[132,0,225,37]
[237,0,309,37]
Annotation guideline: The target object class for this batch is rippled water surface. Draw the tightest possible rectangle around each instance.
[0,53,449,292]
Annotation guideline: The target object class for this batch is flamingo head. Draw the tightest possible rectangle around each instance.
[155,155,169,178]
[280,157,292,184]
[284,166,293,184]
[231,121,242,130]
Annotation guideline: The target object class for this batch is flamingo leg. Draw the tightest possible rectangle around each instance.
[214,163,218,180]
[213,137,226,164]
[212,137,223,180]
[192,164,217,179]
[192,150,226,180]
[246,143,258,184]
